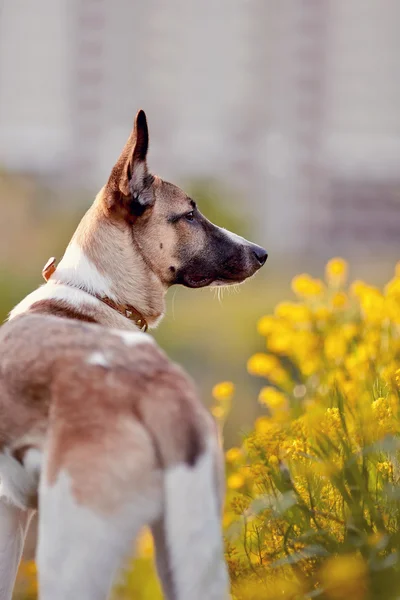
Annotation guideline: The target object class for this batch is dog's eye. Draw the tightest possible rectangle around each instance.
[185,211,195,222]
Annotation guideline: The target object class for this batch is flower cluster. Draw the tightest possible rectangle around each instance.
[223,258,400,600]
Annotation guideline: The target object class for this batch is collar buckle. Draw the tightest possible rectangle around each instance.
[42,257,57,282]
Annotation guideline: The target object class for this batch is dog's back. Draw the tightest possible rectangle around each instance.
[0,313,227,600]
[0,312,212,485]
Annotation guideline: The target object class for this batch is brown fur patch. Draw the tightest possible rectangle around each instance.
[45,342,207,480]
[0,313,211,513]
[29,299,98,323]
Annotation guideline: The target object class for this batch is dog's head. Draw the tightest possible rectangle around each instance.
[104,110,267,289]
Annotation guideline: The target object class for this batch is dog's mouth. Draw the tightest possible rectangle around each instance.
[182,273,248,288]
[182,274,215,288]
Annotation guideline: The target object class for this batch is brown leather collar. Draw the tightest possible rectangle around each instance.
[42,257,148,331]
[97,296,148,331]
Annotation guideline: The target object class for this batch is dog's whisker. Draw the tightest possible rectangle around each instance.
[171,288,178,321]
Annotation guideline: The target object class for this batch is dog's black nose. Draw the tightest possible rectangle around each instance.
[252,246,268,266]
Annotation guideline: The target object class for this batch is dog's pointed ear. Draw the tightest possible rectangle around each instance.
[121,109,149,196]
[106,110,153,213]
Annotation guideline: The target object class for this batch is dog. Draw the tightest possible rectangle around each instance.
[0,110,267,600]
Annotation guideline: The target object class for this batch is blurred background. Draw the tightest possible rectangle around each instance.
[1,2,400,596]
[0,0,399,441]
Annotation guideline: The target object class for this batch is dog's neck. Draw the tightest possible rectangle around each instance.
[10,189,166,330]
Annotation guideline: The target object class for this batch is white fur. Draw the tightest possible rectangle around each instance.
[86,351,109,368]
[8,282,99,321]
[54,240,117,301]
[22,448,42,484]
[37,469,161,600]
[110,329,154,347]
[160,441,229,600]
[0,450,40,510]
[36,439,227,600]
[0,500,33,600]
[0,450,38,599]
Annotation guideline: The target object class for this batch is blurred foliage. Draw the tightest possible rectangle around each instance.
[218,257,400,599]
[0,171,86,319]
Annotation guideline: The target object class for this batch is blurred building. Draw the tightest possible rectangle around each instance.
[0,0,399,254]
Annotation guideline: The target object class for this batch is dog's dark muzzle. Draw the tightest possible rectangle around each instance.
[174,228,268,288]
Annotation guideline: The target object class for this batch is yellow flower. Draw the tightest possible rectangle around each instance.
[331,291,348,309]
[385,297,400,324]
[384,276,400,299]
[350,279,368,298]
[318,407,341,436]
[230,494,250,515]
[324,332,347,362]
[300,356,322,376]
[376,461,393,478]
[18,560,37,578]
[227,473,245,490]
[267,366,289,384]
[255,416,273,434]
[344,345,369,374]
[314,305,331,321]
[247,353,279,376]
[292,274,324,298]
[342,323,358,340]
[212,381,234,401]
[319,554,368,600]
[136,528,154,558]
[266,328,293,354]
[225,447,242,463]
[325,257,348,286]
[259,387,288,411]
[290,332,319,364]
[359,287,385,323]
[380,363,399,385]
[17,560,38,596]
[257,315,276,336]
[364,330,381,357]
[222,512,235,529]
[211,405,225,419]
[274,301,311,322]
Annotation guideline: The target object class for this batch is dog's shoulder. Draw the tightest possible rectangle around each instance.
[0,312,160,370]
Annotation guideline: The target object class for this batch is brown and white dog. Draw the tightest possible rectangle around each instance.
[0,110,267,600]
